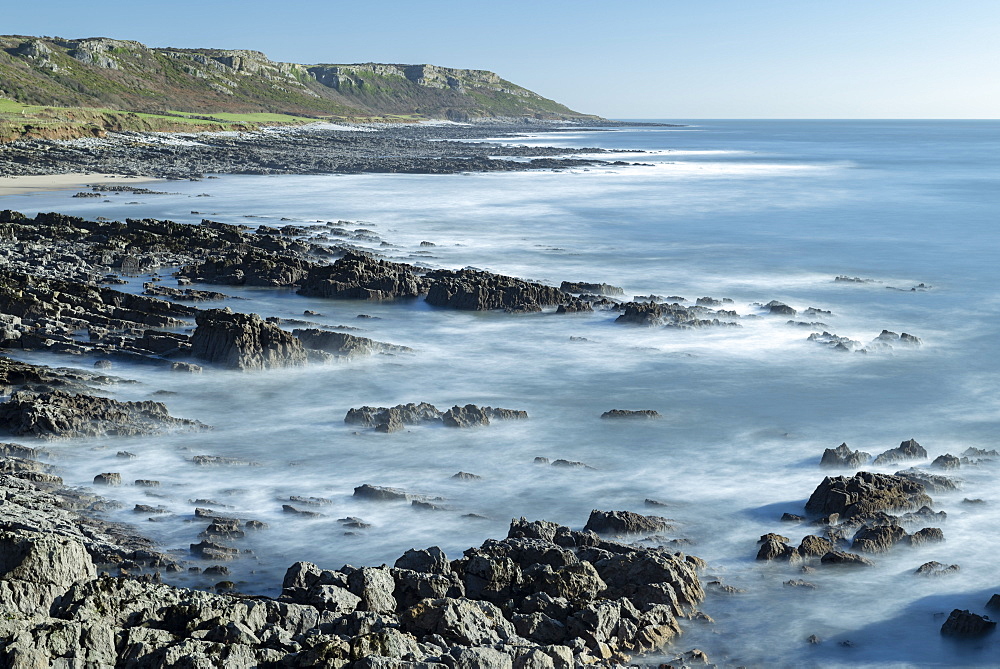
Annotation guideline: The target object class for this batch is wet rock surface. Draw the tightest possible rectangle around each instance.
[345,403,527,433]
[0,510,707,667]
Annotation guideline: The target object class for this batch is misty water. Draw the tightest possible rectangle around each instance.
[7,120,1000,667]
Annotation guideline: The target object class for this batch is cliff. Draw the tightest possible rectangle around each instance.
[0,35,596,125]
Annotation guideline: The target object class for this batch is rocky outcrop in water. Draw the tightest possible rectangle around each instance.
[424,269,564,312]
[940,610,996,637]
[601,410,661,420]
[298,253,427,300]
[190,308,308,370]
[805,472,931,519]
[873,439,927,466]
[0,512,706,667]
[292,328,412,358]
[0,390,204,439]
[584,510,672,536]
[559,281,624,297]
[820,443,871,468]
[345,403,527,432]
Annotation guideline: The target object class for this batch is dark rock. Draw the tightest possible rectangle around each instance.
[394,546,451,575]
[893,468,958,492]
[852,525,908,553]
[873,439,927,466]
[442,404,528,428]
[600,409,661,420]
[451,472,482,481]
[345,403,442,432]
[93,473,121,486]
[781,513,806,523]
[941,609,996,637]
[298,253,427,300]
[560,281,624,296]
[584,510,671,535]
[805,472,932,519]
[820,443,871,468]
[293,328,411,357]
[354,484,412,502]
[909,527,945,545]
[0,390,203,439]
[765,301,796,316]
[931,454,961,470]
[819,551,875,567]
[798,535,836,557]
[425,268,563,311]
[190,308,308,370]
[915,561,960,576]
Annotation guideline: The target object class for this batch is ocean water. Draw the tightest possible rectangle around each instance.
[6,120,1000,667]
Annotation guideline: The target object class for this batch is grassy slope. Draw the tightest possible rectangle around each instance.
[0,35,598,142]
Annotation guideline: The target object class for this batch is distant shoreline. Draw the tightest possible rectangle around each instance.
[0,173,162,197]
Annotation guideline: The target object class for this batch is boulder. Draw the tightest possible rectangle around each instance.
[190,308,308,370]
[931,454,960,470]
[804,472,932,519]
[584,510,671,535]
[395,547,451,575]
[298,253,427,300]
[293,328,411,357]
[851,525,909,553]
[819,551,875,567]
[442,405,528,428]
[873,439,927,466]
[424,268,564,311]
[0,390,203,439]
[345,403,443,433]
[559,281,624,296]
[400,597,516,646]
[914,562,959,577]
[940,609,996,637]
[820,443,871,468]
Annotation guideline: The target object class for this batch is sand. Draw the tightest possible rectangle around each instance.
[0,173,162,197]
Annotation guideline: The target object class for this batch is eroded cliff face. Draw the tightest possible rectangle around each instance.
[0,34,596,122]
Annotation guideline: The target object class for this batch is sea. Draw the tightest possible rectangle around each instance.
[5,120,1000,667]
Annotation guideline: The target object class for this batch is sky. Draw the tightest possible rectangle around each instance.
[5,0,999,119]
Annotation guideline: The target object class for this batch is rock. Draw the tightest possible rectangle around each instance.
[851,525,908,553]
[963,447,1000,458]
[986,594,1000,612]
[451,471,482,481]
[804,472,932,520]
[940,609,996,637]
[819,551,875,567]
[909,527,944,545]
[584,510,671,535]
[347,566,397,614]
[345,403,443,432]
[797,535,835,557]
[784,579,817,589]
[93,472,122,486]
[756,539,795,561]
[354,484,413,502]
[190,308,308,370]
[395,547,451,575]
[559,282,624,297]
[765,301,796,316]
[0,390,203,439]
[298,253,427,300]
[293,328,411,357]
[914,561,959,576]
[931,454,961,470]
[820,443,871,468]
[781,513,805,523]
[424,268,563,311]
[600,409,661,420]
[442,404,528,428]
[893,468,958,492]
[400,597,516,646]
[873,439,927,466]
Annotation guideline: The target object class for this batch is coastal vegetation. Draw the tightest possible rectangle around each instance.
[0,35,599,142]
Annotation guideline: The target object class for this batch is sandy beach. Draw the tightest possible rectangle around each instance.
[0,173,162,197]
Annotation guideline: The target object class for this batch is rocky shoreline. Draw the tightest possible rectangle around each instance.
[0,123,990,666]
[0,121,646,180]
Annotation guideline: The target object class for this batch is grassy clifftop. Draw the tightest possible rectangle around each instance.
[0,35,598,141]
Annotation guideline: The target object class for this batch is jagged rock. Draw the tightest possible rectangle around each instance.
[600,409,661,420]
[941,609,996,637]
[909,527,944,545]
[756,540,795,561]
[451,471,482,481]
[395,546,451,575]
[293,328,412,357]
[893,468,958,493]
[424,268,563,311]
[819,551,875,567]
[354,484,413,502]
[190,308,308,370]
[986,594,1000,611]
[400,597,517,646]
[931,454,961,470]
[345,403,442,432]
[765,301,796,316]
[559,282,624,296]
[820,443,871,468]
[804,472,932,519]
[964,447,1000,458]
[93,473,122,486]
[298,253,427,300]
[914,561,959,576]
[873,439,927,466]
[442,404,528,428]
[584,510,670,535]
[797,535,835,557]
[851,525,909,553]
[0,390,203,439]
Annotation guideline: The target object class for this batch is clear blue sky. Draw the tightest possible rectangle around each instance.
[6,0,998,118]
